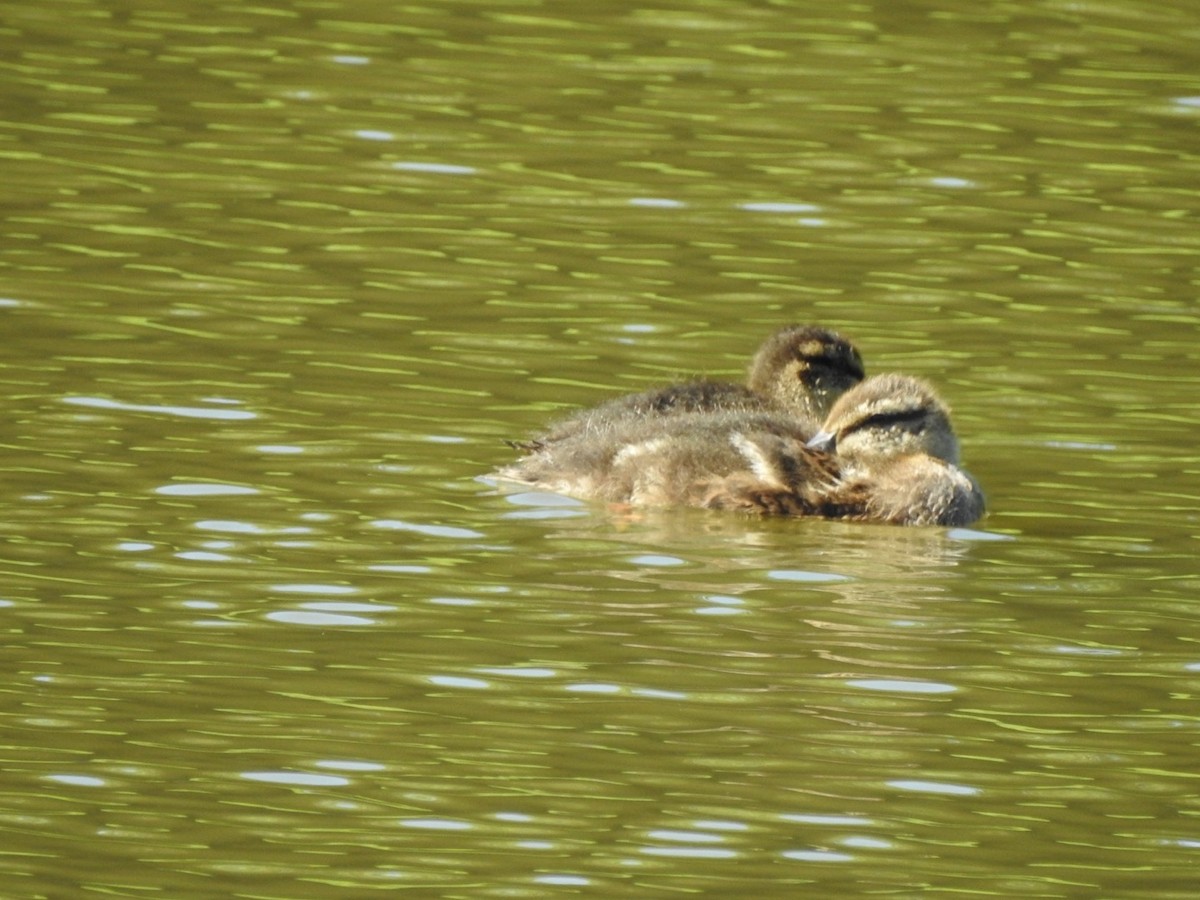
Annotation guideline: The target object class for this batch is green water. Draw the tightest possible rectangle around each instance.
[2,0,1199,897]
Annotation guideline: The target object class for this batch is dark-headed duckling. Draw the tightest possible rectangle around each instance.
[745,324,865,434]
[514,325,863,451]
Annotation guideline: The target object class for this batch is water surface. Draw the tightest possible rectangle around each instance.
[2,0,1199,897]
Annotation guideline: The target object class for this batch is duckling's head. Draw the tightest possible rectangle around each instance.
[806,373,961,465]
[746,325,864,428]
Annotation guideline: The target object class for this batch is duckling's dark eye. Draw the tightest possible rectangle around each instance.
[855,409,925,433]
[869,410,923,428]
[802,353,864,380]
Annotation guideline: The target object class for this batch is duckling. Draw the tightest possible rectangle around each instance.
[802,374,986,526]
[497,373,984,527]
[513,325,863,451]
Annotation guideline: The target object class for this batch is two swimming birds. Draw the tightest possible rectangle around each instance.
[495,325,985,527]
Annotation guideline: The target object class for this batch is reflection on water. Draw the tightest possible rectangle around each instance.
[2,0,1200,897]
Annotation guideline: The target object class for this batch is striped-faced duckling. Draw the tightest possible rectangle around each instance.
[512,324,864,453]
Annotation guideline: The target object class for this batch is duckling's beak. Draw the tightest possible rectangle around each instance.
[806,430,836,453]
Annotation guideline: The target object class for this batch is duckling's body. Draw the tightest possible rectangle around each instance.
[833,455,983,526]
[501,408,841,512]
[517,380,771,453]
